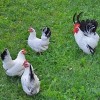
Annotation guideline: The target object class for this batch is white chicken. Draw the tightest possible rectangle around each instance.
[28,27,51,54]
[21,60,40,95]
[73,12,99,54]
[1,48,26,76]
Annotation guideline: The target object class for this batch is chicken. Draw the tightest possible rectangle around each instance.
[73,12,99,54]
[21,60,40,95]
[1,48,26,76]
[28,27,51,54]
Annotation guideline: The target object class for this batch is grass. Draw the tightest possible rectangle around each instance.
[0,0,100,100]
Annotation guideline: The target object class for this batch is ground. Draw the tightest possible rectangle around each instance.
[0,0,100,100]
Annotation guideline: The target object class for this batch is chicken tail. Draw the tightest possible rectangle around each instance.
[1,48,8,60]
[73,12,83,24]
[42,27,51,38]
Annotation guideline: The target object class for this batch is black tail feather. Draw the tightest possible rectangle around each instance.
[73,13,77,24]
[42,27,51,38]
[29,65,34,82]
[77,12,83,23]
[73,12,83,24]
[1,48,8,60]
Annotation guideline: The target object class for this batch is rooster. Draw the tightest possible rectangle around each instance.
[21,60,40,95]
[28,27,51,54]
[73,12,99,54]
[1,48,26,76]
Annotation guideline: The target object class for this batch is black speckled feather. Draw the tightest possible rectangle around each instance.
[73,12,98,35]
[80,19,98,34]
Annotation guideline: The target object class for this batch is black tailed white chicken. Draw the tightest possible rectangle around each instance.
[73,12,99,54]
[1,48,26,76]
[21,60,40,95]
[28,27,51,54]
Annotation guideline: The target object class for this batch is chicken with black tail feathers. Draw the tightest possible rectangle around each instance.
[73,12,99,54]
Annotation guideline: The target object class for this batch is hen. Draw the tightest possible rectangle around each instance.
[21,60,40,95]
[1,48,26,76]
[28,27,51,54]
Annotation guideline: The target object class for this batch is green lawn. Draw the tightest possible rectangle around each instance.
[0,0,100,100]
